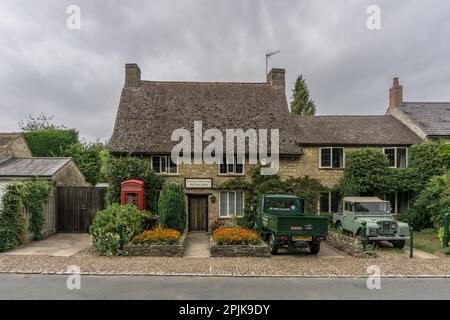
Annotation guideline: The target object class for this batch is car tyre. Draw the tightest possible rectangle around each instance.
[309,241,321,254]
[335,221,343,234]
[269,234,278,255]
[392,240,406,249]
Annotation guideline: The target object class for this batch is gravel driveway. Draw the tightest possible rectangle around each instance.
[0,245,449,277]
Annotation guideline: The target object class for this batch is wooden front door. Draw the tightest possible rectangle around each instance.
[188,196,208,231]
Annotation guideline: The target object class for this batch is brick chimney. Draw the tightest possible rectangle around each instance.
[389,77,403,110]
[125,63,141,88]
[267,68,285,88]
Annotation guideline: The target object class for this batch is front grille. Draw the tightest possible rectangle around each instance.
[377,221,396,235]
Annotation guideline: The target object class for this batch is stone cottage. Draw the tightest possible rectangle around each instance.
[110,63,445,231]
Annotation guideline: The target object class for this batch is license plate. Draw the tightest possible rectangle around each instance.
[292,236,312,241]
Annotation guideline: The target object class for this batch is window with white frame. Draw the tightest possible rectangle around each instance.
[383,147,408,168]
[219,191,244,217]
[151,156,178,174]
[219,155,244,175]
[320,147,344,168]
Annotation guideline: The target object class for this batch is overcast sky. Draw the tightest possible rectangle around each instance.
[1,0,450,141]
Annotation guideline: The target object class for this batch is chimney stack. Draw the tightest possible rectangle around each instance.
[125,63,141,88]
[389,77,403,110]
[267,68,285,88]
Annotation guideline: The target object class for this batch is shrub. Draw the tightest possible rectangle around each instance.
[212,227,260,245]
[409,172,450,230]
[104,155,165,212]
[132,228,181,245]
[158,183,186,232]
[89,204,149,255]
[0,184,27,251]
[63,142,105,185]
[24,129,78,157]
[339,149,391,196]
[285,176,325,213]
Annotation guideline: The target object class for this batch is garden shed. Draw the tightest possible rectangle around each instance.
[0,157,89,238]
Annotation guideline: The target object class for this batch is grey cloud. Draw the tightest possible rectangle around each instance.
[1,0,450,141]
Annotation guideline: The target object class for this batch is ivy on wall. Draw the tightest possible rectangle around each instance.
[218,167,325,228]
[0,179,52,251]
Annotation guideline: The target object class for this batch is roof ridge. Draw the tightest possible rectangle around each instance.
[139,80,269,86]
[402,101,450,105]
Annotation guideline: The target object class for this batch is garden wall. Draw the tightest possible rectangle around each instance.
[325,231,377,258]
[209,237,270,257]
[123,233,188,257]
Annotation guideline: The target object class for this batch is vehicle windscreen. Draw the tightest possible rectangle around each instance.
[264,199,300,214]
[353,202,389,213]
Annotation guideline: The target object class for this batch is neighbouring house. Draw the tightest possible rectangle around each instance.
[387,77,450,141]
[0,157,89,237]
[110,63,446,231]
[0,133,32,160]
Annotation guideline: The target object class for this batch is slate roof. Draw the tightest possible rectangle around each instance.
[397,102,450,137]
[0,158,72,177]
[293,115,421,146]
[110,81,301,155]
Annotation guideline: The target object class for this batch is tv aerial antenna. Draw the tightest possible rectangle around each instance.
[265,50,281,76]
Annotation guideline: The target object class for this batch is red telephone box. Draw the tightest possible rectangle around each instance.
[121,180,145,211]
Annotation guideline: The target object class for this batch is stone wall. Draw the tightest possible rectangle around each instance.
[53,161,90,187]
[325,231,377,258]
[123,233,187,257]
[209,237,270,257]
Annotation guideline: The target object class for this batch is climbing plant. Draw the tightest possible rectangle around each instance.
[0,184,27,251]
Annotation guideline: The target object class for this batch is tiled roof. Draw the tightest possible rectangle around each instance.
[0,158,72,177]
[397,102,450,137]
[110,81,301,155]
[293,115,421,145]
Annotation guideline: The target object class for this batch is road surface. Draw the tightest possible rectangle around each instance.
[0,274,449,299]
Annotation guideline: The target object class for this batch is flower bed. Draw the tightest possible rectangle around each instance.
[210,227,270,257]
[123,228,187,257]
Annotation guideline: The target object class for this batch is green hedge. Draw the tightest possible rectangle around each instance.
[24,129,79,157]
[105,155,165,213]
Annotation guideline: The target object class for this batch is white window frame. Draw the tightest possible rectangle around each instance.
[151,156,178,175]
[218,155,245,176]
[383,147,408,169]
[319,147,345,169]
[219,190,245,218]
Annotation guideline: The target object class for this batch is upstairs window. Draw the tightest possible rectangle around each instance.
[219,155,244,175]
[383,147,408,168]
[320,147,344,168]
[151,156,178,174]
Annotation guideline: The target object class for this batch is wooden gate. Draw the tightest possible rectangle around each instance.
[56,187,107,233]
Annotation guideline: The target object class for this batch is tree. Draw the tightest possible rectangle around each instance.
[290,75,316,115]
[19,113,67,131]
[158,183,186,232]
[63,142,105,185]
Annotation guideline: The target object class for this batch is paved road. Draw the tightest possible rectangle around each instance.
[0,274,449,299]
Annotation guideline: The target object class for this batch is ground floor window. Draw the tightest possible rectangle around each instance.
[219,191,244,217]
[151,156,178,174]
[319,192,341,213]
[386,191,409,214]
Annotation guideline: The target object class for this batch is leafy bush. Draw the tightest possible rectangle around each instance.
[132,228,181,245]
[89,204,149,255]
[158,183,186,232]
[285,176,325,213]
[409,172,450,230]
[438,227,449,248]
[63,142,105,185]
[20,179,52,240]
[24,129,78,157]
[0,184,27,251]
[104,155,165,212]
[212,227,260,245]
[339,149,391,196]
